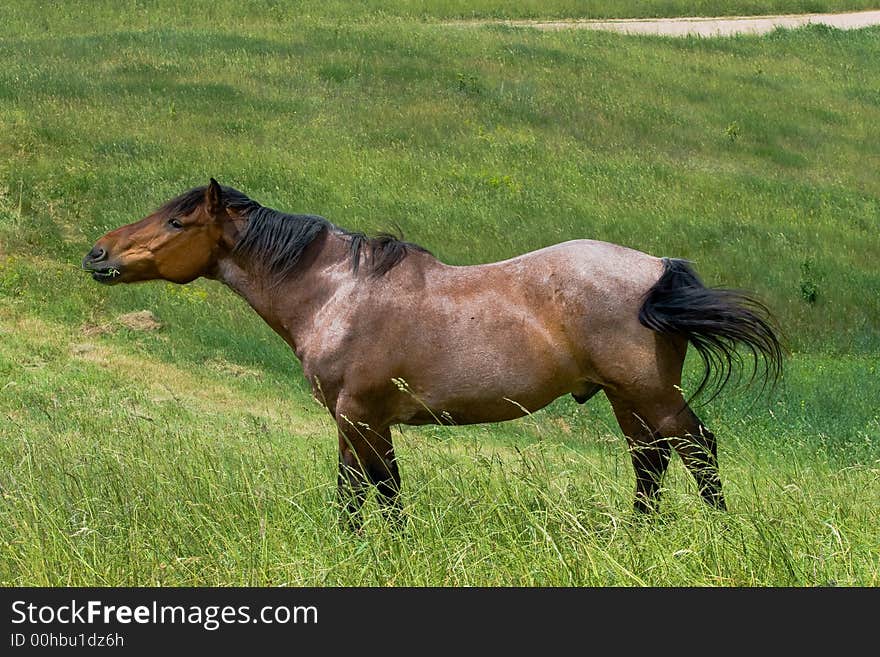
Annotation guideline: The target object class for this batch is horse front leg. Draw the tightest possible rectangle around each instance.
[369,427,403,524]
[337,430,369,530]
[336,418,403,530]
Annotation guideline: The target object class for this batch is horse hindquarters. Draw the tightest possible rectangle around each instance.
[604,256,782,512]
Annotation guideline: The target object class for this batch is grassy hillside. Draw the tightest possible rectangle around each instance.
[2,1,878,26]
[2,12,879,351]
[0,3,878,585]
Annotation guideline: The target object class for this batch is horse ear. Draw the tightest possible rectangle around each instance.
[206,178,223,213]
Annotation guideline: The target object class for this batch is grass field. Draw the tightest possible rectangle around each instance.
[2,1,879,24]
[0,2,878,586]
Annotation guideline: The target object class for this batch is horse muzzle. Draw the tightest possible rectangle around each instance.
[82,245,124,284]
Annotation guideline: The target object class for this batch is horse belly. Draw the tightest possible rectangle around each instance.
[397,337,578,425]
[409,392,564,426]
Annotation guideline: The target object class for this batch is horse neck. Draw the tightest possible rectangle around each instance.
[212,230,351,357]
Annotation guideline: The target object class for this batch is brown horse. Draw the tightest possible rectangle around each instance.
[83,179,782,522]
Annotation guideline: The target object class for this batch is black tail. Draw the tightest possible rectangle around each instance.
[638,258,783,402]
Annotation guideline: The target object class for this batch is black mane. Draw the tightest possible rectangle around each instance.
[161,185,429,280]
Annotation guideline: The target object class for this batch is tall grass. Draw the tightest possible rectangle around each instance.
[1,312,876,586]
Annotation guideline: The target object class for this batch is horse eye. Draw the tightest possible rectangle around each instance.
[168,218,184,229]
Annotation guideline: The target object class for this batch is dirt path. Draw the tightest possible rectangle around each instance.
[453,9,880,37]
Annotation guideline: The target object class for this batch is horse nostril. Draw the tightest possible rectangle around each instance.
[88,246,107,263]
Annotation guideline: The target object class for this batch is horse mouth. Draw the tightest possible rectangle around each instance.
[85,266,123,284]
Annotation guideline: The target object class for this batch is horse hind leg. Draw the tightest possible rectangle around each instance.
[624,389,726,511]
[656,404,726,510]
[607,394,673,513]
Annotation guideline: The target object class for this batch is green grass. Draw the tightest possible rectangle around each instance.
[1,310,877,585]
[2,0,878,27]
[0,3,878,585]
